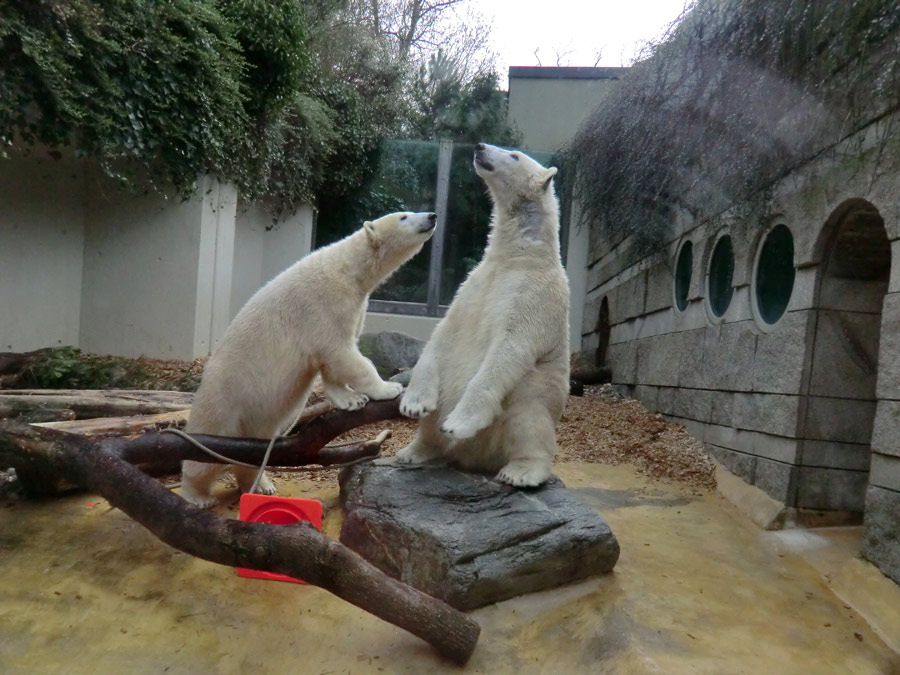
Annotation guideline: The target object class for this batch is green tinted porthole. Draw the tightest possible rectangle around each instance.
[755,224,794,325]
[707,234,734,319]
[674,240,693,312]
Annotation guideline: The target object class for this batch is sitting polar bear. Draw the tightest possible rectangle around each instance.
[397,143,570,487]
[181,211,437,507]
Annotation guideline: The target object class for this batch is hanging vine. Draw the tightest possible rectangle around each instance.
[565,0,900,257]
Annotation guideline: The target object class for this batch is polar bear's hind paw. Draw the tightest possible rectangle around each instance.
[496,460,551,488]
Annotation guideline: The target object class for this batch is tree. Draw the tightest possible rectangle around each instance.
[344,0,496,81]
[0,1,410,214]
[407,51,519,145]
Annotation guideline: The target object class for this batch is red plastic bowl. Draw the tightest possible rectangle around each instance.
[237,493,324,584]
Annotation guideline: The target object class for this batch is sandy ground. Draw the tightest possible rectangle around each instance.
[1,388,898,673]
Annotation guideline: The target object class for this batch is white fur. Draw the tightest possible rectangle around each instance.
[397,144,570,487]
[180,211,437,507]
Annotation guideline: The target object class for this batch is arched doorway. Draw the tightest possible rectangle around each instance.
[798,199,890,515]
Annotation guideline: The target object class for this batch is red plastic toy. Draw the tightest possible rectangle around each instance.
[237,493,324,584]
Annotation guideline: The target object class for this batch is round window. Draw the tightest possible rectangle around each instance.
[754,224,794,325]
[674,240,693,312]
[707,234,734,318]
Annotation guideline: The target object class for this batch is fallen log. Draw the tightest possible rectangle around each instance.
[0,399,481,663]
[34,409,190,437]
[0,389,193,420]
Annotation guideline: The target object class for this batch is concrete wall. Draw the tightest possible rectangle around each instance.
[1,150,317,361]
[0,152,85,352]
[231,202,315,319]
[80,174,238,360]
[579,119,900,583]
[507,66,626,351]
[507,67,627,153]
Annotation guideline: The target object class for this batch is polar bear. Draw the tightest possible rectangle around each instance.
[396,143,569,487]
[180,211,437,507]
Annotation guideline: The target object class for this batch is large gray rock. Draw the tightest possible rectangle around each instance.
[358,331,424,378]
[339,462,620,610]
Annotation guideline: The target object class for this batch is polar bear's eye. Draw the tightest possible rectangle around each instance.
[400,215,408,221]
[510,153,520,161]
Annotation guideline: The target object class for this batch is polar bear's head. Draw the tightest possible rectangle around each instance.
[361,211,437,279]
[363,211,437,251]
[473,143,558,207]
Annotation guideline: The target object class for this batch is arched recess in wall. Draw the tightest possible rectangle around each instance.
[798,198,890,514]
[595,296,610,367]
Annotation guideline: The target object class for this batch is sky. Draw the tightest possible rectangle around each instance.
[475,0,692,87]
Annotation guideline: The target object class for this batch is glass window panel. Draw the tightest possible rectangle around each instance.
[708,235,734,318]
[755,224,795,324]
[674,240,693,312]
[440,144,558,305]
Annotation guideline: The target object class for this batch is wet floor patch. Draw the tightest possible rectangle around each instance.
[572,486,693,510]
[1,461,898,674]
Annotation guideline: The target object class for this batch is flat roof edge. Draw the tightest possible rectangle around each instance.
[508,66,629,80]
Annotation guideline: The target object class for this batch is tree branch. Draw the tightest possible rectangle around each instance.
[0,415,481,664]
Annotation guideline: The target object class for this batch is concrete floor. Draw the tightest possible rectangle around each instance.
[1,462,898,674]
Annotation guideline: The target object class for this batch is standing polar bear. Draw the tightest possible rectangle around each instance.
[181,211,437,507]
[397,143,569,487]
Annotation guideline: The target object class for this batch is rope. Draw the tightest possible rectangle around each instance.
[160,425,389,480]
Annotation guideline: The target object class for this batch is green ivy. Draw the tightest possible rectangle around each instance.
[0,0,405,212]
[0,0,248,194]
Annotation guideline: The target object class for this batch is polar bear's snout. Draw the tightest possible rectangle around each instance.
[419,212,438,233]
[474,143,494,172]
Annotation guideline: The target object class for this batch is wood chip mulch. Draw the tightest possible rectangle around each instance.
[277,384,716,491]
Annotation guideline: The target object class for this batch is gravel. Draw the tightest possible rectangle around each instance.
[279,384,717,491]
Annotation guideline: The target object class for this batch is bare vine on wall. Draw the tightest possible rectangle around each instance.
[564,0,900,257]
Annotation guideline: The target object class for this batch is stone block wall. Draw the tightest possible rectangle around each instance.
[580,127,900,584]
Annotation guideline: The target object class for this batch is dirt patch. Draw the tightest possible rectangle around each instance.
[274,384,716,492]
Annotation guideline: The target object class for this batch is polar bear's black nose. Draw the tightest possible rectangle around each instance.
[428,213,437,223]
[475,143,486,152]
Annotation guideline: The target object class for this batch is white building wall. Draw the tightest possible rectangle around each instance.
[192,178,238,356]
[230,202,315,320]
[0,153,85,352]
[79,173,237,360]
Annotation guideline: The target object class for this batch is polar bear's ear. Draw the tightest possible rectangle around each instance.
[363,221,380,246]
[541,167,558,191]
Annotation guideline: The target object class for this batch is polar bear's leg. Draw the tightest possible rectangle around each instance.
[395,413,447,464]
[495,401,555,487]
[400,339,440,418]
[440,339,534,440]
[322,348,403,407]
[180,460,226,508]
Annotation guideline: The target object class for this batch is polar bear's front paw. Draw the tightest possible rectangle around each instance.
[439,407,491,440]
[365,380,404,401]
[496,460,551,488]
[400,388,438,418]
[328,389,369,411]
